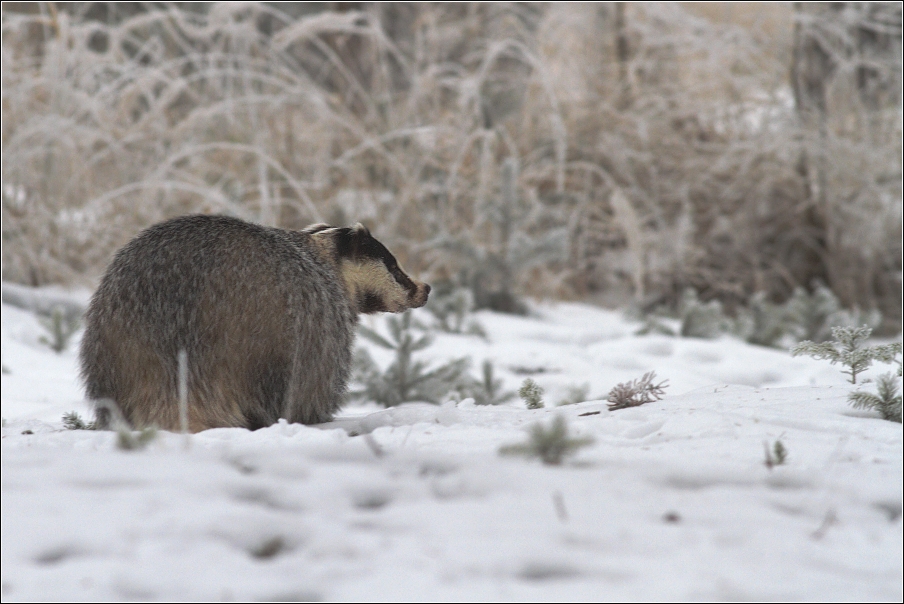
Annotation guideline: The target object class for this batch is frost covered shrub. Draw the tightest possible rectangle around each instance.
[678,289,731,339]
[499,415,594,465]
[791,325,881,385]
[432,159,567,315]
[606,371,668,410]
[784,283,881,343]
[2,3,899,331]
[351,312,470,407]
[734,292,794,348]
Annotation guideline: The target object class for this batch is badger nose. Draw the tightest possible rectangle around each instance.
[424,284,431,296]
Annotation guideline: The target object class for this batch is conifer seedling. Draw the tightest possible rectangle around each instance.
[468,360,516,405]
[848,374,902,423]
[500,415,594,465]
[39,306,81,353]
[62,411,95,431]
[519,378,545,409]
[764,440,787,469]
[791,325,878,384]
[351,312,470,406]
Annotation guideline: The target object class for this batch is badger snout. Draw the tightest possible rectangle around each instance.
[409,282,431,309]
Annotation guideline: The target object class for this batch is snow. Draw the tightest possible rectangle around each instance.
[2,292,901,601]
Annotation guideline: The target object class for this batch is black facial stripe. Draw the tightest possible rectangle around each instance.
[360,292,385,314]
[389,265,418,296]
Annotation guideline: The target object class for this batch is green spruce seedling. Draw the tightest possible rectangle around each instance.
[791,325,879,384]
[117,427,158,451]
[351,312,470,406]
[39,306,81,353]
[519,378,545,409]
[764,440,787,469]
[500,415,594,465]
[785,282,881,343]
[848,374,902,423]
[607,371,668,410]
[425,286,487,337]
[467,360,517,405]
[62,411,95,431]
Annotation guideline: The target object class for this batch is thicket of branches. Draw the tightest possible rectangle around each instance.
[2,3,901,330]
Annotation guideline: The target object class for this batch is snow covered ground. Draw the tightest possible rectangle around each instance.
[2,288,901,601]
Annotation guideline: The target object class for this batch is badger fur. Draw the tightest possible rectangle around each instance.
[79,215,429,432]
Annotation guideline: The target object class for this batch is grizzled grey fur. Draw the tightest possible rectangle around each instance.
[80,215,429,432]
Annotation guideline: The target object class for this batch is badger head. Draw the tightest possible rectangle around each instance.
[305,223,430,314]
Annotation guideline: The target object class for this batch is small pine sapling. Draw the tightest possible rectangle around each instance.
[467,360,517,405]
[351,312,470,406]
[764,440,787,469]
[62,411,95,430]
[424,285,487,337]
[117,427,158,451]
[872,341,903,377]
[607,371,668,410]
[785,282,882,343]
[791,325,878,384]
[39,306,81,353]
[519,378,545,409]
[848,374,902,423]
[499,415,594,465]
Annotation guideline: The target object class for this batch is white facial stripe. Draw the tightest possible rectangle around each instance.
[340,259,410,311]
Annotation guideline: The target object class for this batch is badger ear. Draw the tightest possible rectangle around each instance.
[333,226,362,259]
[302,223,333,234]
[352,222,371,237]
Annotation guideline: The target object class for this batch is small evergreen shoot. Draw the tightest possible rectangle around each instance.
[785,282,880,343]
[466,360,517,405]
[351,312,470,406]
[791,325,879,384]
[117,427,158,451]
[499,415,594,465]
[39,306,81,353]
[424,285,487,337]
[848,374,902,423]
[607,371,668,410]
[62,411,95,431]
[764,440,787,469]
[519,378,545,409]
[872,342,903,377]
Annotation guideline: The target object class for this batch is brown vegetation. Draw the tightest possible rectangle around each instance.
[2,3,900,330]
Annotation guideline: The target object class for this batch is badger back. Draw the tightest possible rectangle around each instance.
[80,215,356,432]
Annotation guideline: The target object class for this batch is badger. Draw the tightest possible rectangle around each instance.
[79,214,429,432]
